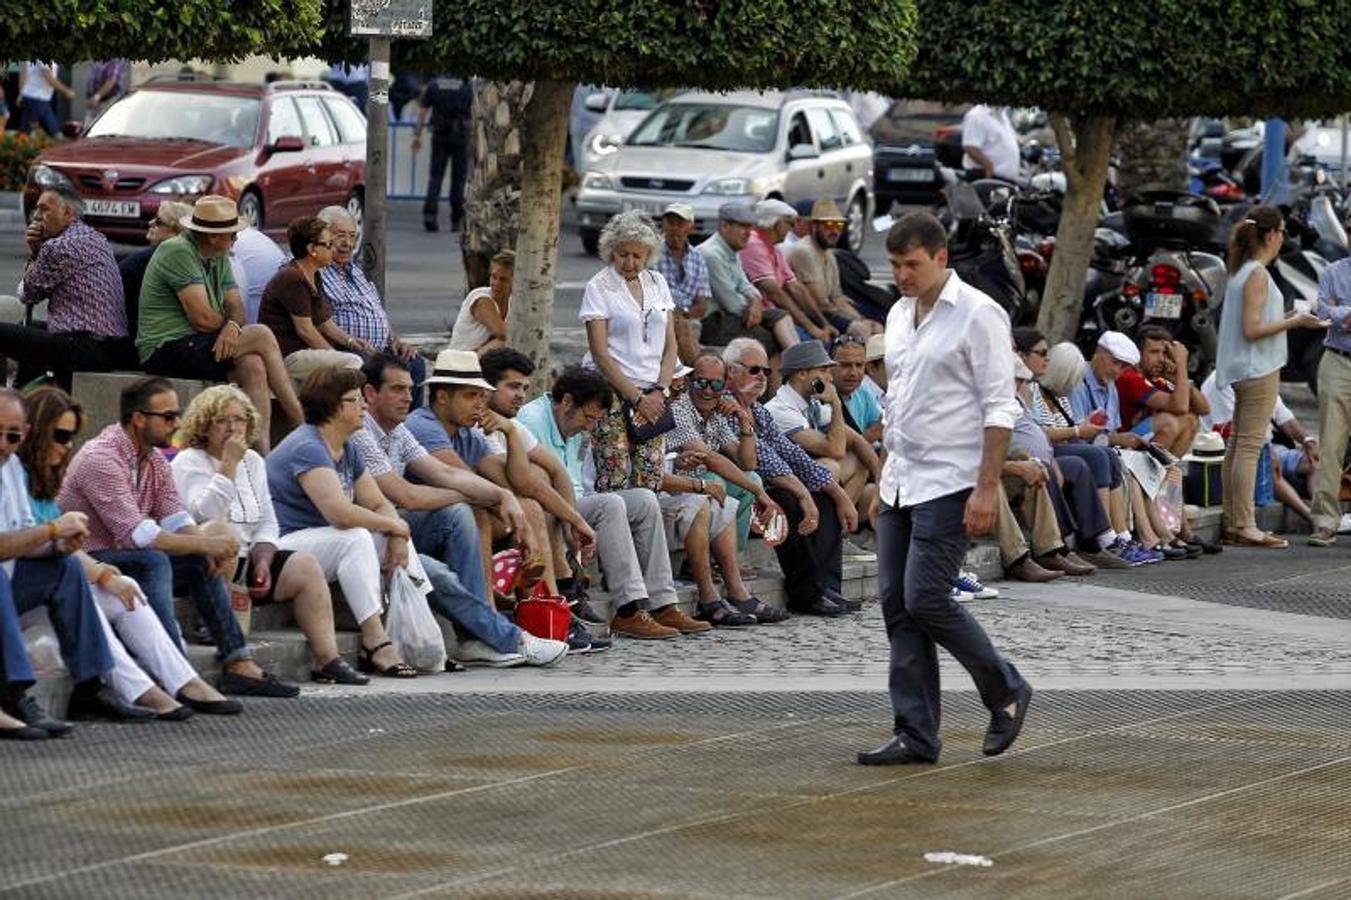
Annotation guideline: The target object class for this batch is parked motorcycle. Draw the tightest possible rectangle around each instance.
[943,181,1030,323]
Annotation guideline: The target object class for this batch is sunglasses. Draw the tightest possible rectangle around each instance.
[739,364,772,376]
[52,427,76,445]
[138,409,181,423]
[2,429,21,445]
[832,335,867,349]
[690,377,726,392]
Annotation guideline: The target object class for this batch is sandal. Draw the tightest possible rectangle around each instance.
[1234,531,1288,549]
[695,599,756,627]
[357,641,418,678]
[727,595,790,624]
[312,657,371,686]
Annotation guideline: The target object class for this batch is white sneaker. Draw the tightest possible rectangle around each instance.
[956,570,999,600]
[519,632,569,667]
[1339,513,1351,535]
[950,586,976,603]
[455,640,526,668]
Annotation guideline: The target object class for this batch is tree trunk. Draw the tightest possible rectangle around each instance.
[460,81,530,291]
[1037,114,1118,343]
[1116,118,1189,198]
[507,79,573,394]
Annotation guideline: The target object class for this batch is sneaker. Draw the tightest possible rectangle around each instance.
[651,604,713,634]
[611,608,680,640]
[1309,528,1338,548]
[455,640,527,668]
[950,585,976,603]
[518,632,569,667]
[1113,541,1151,567]
[566,617,612,653]
[954,571,999,599]
[564,582,606,624]
[1132,542,1164,564]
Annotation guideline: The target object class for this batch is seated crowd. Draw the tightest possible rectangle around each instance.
[0,195,1249,741]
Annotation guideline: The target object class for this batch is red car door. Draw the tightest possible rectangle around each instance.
[293,94,347,211]
[252,96,310,228]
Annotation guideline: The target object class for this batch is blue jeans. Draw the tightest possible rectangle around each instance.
[878,490,1026,760]
[8,557,116,684]
[19,98,60,136]
[403,505,488,604]
[419,554,520,654]
[91,549,251,663]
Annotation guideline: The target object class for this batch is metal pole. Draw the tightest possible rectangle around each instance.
[1260,117,1286,201]
[1341,114,1348,191]
[361,37,391,304]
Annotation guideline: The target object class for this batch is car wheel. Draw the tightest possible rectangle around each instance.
[843,191,868,252]
[346,191,365,246]
[581,228,600,257]
[237,190,263,229]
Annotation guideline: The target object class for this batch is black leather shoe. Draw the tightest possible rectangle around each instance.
[983,683,1033,756]
[793,597,845,617]
[67,686,156,722]
[0,721,48,741]
[178,694,243,716]
[156,705,195,722]
[857,735,935,766]
[12,694,73,737]
[824,588,863,612]
[219,669,300,698]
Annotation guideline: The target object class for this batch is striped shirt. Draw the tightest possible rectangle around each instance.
[19,221,127,338]
[58,424,194,551]
[655,243,710,311]
[319,261,390,349]
[749,402,832,491]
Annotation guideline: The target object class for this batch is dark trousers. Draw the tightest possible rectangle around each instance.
[91,549,250,663]
[1051,455,1111,547]
[422,127,470,226]
[5,557,115,685]
[0,323,135,391]
[878,490,1025,760]
[18,98,60,136]
[767,487,842,608]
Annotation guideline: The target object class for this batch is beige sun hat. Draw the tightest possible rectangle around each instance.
[179,194,248,234]
[425,348,494,390]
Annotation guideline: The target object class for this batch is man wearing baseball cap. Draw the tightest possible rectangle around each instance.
[654,202,709,366]
[741,198,836,344]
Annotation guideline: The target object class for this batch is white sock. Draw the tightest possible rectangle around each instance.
[1096,531,1116,551]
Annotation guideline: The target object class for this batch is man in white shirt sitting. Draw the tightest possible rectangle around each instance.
[764,341,880,530]
[858,212,1031,767]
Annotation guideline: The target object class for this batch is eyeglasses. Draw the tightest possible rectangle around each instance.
[340,395,365,407]
[52,427,76,445]
[312,241,333,249]
[211,415,249,427]
[690,377,726,392]
[832,335,866,349]
[2,429,21,445]
[138,409,181,423]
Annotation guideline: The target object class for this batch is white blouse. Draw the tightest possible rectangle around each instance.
[170,447,280,547]
[449,287,499,351]
[579,265,675,388]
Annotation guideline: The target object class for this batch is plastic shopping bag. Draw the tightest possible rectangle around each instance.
[385,567,447,674]
[1156,466,1185,535]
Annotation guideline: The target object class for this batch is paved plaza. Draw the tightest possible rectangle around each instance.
[3,544,1350,898]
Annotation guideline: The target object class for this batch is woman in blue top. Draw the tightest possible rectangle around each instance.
[1214,205,1328,547]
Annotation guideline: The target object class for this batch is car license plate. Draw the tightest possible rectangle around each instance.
[84,199,140,218]
[887,168,933,183]
[621,199,665,216]
[1145,292,1182,319]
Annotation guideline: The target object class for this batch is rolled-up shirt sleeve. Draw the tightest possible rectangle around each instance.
[966,305,1021,430]
[1316,264,1351,327]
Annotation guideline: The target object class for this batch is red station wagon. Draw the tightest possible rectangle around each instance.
[23,77,367,243]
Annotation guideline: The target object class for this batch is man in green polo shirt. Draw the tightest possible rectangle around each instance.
[137,195,302,451]
[517,366,706,641]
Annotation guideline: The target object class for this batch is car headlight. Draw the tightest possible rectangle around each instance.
[27,164,72,189]
[589,132,622,157]
[703,177,752,196]
[581,171,615,190]
[149,175,214,195]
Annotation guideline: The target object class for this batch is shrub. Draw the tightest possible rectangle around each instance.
[0,132,54,193]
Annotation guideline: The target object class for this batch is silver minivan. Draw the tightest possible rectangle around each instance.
[575,90,874,253]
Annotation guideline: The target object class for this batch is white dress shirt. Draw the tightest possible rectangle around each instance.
[171,447,280,548]
[579,265,676,388]
[879,271,1020,508]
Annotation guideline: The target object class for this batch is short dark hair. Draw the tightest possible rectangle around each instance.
[119,377,177,425]
[287,215,330,259]
[299,366,366,425]
[480,348,534,387]
[1137,325,1173,348]
[360,353,410,391]
[428,382,480,407]
[885,211,947,256]
[550,365,613,409]
[1012,327,1046,354]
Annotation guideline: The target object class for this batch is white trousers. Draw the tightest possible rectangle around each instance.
[275,526,434,624]
[284,349,363,380]
[93,585,199,702]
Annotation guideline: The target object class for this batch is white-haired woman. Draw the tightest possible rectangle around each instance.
[581,210,679,492]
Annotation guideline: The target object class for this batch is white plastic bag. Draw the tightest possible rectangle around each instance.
[20,609,67,679]
[1157,466,1185,534]
[385,567,447,674]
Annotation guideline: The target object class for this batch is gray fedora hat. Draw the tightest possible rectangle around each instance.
[779,340,837,374]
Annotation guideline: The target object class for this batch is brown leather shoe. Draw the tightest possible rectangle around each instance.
[651,604,713,634]
[611,609,680,640]
[1007,556,1062,583]
[1037,552,1096,577]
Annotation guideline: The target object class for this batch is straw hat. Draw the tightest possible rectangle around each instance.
[424,349,494,390]
[179,195,247,234]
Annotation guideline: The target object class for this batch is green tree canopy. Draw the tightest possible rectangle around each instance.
[322,0,916,91]
[4,0,323,63]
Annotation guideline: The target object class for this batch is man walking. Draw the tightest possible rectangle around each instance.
[858,212,1032,766]
[1309,256,1351,546]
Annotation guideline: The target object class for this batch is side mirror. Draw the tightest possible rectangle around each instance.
[60,121,82,140]
[269,135,305,154]
[787,142,819,162]
[584,92,609,114]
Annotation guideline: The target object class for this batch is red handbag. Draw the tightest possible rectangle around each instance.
[514,582,572,641]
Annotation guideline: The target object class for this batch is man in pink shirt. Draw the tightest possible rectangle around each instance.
[60,377,298,701]
[740,199,836,343]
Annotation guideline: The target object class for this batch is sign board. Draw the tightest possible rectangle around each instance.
[349,0,433,38]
